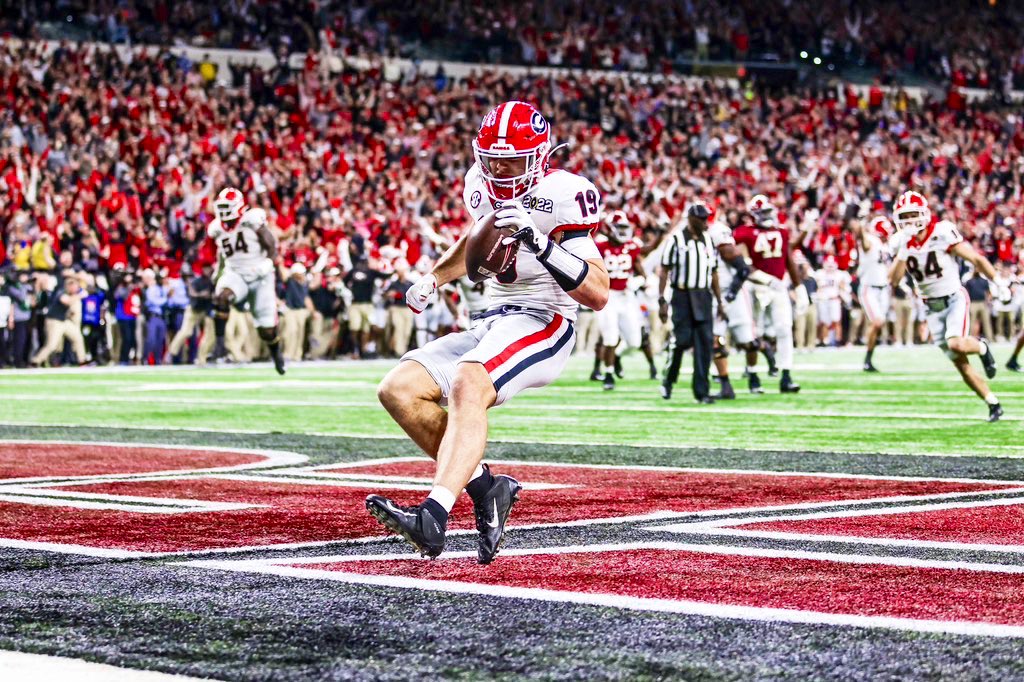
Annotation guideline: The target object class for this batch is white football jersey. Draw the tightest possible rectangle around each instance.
[456,276,491,316]
[895,220,964,298]
[813,269,851,301]
[463,165,602,321]
[857,233,892,287]
[707,220,736,289]
[208,208,272,273]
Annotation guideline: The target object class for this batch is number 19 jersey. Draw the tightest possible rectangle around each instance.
[895,220,964,298]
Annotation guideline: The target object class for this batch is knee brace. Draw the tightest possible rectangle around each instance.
[713,335,729,359]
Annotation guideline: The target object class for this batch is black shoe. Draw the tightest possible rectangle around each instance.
[713,382,736,400]
[649,364,658,380]
[748,372,764,394]
[780,372,801,393]
[474,475,522,564]
[988,403,1004,423]
[660,380,672,400]
[365,495,445,558]
[1008,358,1023,372]
[765,349,778,377]
[602,372,615,391]
[614,357,624,379]
[980,339,997,379]
[590,369,602,381]
[863,361,879,373]
[272,353,286,376]
[695,396,716,404]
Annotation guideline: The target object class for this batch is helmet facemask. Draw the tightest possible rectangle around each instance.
[473,140,550,202]
[894,207,930,235]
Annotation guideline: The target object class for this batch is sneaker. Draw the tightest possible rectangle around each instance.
[660,380,672,400]
[602,372,615,391]
[979,339,997,379]
[748,372,765,394]
[988,403,1004,423]
[1008,358,1023,372]
[365,495,445,558]
[590,369,602,381]
[474,475,523,565]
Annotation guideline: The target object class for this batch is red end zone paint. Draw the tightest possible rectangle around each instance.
[299,547,1024,627]
[737,502,1024,547]
[329,460,1012,524]
[0,442,265,480]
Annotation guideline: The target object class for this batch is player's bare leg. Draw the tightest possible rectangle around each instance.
[432,362,496,496]
[377,361,447,458]
[640,327,658,379]
[257,325,286,375]
[1007,330,1024,371]
[950,351,1002,421]
[864,319,883,372]
[212,290,234,361]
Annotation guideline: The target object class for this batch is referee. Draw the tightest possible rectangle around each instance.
[657,203,725,403]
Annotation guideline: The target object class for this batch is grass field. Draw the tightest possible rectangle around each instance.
[2,343,1024,680]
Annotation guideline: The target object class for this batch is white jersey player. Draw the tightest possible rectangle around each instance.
[368,100,611,560]
[888,190,1001,421]
[856,216,896,371]
[209,187,285,374]
[812,255,851,345]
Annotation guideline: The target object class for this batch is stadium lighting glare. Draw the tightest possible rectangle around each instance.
[813,57,822,65]
[800,51,809,59]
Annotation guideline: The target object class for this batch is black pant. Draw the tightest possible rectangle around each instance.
[664,291,713,400]
[11,319,30,367]
[0,326,8,367]
[118,319,136,363]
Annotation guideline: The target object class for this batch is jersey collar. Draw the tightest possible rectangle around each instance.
[907,222,936,249]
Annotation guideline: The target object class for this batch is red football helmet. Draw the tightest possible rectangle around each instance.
[473,101,552,201]
[747,194,777,227]
[214,187,246,224]
[607,210,633,243]
[870,215,894,240]
[823,254,838,271]
[892,191,931,235]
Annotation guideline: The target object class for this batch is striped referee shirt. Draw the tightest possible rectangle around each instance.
[661,228,716,290]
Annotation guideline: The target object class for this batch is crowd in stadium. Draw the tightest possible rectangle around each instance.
[1,21,1024,368]
[5,0,1024,90]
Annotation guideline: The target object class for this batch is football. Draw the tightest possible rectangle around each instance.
[465,210,519,283]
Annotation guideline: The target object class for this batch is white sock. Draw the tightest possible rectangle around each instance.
[603,364,614,374]
[426,486,457,513]
[467,464,485,483]
[985,393,1000,406]
[746,365,757,373]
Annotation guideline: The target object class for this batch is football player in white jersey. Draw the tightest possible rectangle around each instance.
[208,188,285,375]
[856,216,895,371]
[367,101,610,560]
[813,255,851,346]
[888,191,1001,421]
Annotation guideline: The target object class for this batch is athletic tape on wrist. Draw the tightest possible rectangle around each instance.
[539,240,589,291]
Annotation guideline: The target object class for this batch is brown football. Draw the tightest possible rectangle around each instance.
[464,210,519,283]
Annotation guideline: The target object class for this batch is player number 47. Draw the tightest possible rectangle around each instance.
[754,232,782,258]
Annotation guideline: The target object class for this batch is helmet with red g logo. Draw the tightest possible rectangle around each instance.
[746,194,777,228]
[870,215,894,240]
[214,187,246,224]
[473,101,552,202]
[892,191,931,235]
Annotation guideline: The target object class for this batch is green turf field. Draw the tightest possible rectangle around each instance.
[1,343,1018,455]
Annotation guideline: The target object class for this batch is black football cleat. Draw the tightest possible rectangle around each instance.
[272,353,286,376]
[614,357,624,379]
[602,372,616,391]
[713,381,736,400]
[748,372,765,394]
[474,475,523,564]
[765,351,779,377]
[695,396,716,405]
[979,339,997,379]
[649,364,658,380]
[660,380,672,400]
[863,361,879,373]
[590,369,602,381]
[780,371,801,394]
[366,495,445,558]
[1008,358,1023,372]
[988,403,1004,423]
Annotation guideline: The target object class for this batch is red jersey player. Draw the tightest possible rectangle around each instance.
[594,211,648,389]
[733,194,809,393]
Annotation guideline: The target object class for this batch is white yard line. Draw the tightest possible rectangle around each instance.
[0,650,216,681]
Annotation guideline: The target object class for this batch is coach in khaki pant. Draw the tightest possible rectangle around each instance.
[383,261,415,357]
[32,275,86,365]
[282,263,312,361]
